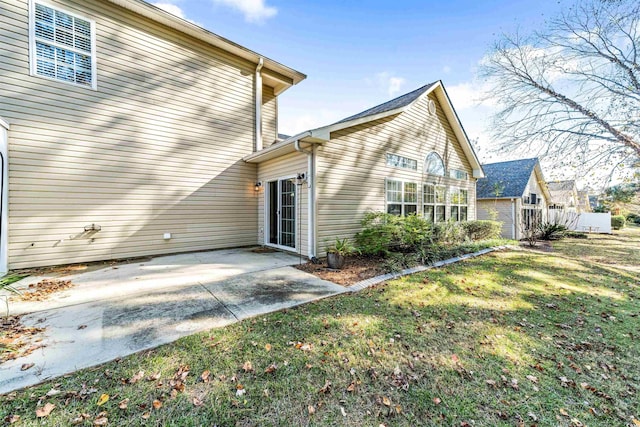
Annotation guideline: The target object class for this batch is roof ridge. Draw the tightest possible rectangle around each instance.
[333,81,438,125]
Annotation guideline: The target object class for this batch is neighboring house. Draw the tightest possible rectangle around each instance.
[476,158,551,240]
[547,180,580,213]
[577,190,591,213]
[0,0,483,271]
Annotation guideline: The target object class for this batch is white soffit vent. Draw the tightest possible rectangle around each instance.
[428,99,437,115]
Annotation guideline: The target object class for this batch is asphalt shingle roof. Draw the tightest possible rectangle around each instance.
[476,158,539,199]
[333,82,438,125]
[547,180,575,191]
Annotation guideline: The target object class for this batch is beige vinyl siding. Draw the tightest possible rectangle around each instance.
[262,86,277,147]
[1,0,260,268]
[257,152,308,256]
[477,199,517,239]
[316,93,476,254]
[522,170,548,223]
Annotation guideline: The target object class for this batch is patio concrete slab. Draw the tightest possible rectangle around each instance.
[0,249,345,395]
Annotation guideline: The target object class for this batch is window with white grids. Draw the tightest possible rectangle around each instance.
[386,180,418,216]
[423,184,446,222]
[30,2,96,88]
[450,188,468,222]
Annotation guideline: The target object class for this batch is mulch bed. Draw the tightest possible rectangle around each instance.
[294,256,388,286]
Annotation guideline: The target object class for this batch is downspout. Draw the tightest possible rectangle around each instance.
[294,139,316,259]
[511,198,517,240]
[0,118,9,275]
[255,58,264,152]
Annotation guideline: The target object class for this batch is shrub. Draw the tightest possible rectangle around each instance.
[626,213,640,225]
[538,222,567,240]
[355,212,435,255]
[564,231,588,239]
[461,220,502,241]
[433,221,465,245]
[611,215,626,230]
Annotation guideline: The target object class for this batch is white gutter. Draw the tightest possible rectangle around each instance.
[255,58,264,152]
[511,198,517,240]
[294,139,317,259]
[0,117,9,274]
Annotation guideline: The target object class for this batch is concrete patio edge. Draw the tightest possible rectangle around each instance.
[348,245,514,292]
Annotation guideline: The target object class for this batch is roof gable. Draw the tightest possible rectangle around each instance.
[477,158,540,199]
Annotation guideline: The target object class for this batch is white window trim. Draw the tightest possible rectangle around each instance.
[386,178,418,216]
[29,0,98,90]
[424,151,446,177]
[264,175,298,252]
[422,183,447,222]
[450,187,469,222]
[385,152,418,171]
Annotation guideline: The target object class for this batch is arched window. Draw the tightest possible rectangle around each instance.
[424,152,445,176]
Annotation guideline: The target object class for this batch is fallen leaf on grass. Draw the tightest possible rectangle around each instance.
[346,381,357,392]
[201,370,211,382]
[192,397,203,407]
[21,363,35,371]
[141,412,150,420]
[526,375,538,383]
[129,371,144,384]
[152,399,162,410]
[432,397,441,405]
[559,408,569,417]
[308,405,315,415]
[318,380,332,394]
[36,403,55,418]
[147,372,161,381]
[45,388,61,397]
[632,419,640,426]
[242,361,253,373]
[340,406,347,417]
[118,399,129,410]
[264,363,277,374]
[236,385,246,397]
[96,393,109,406]
[381,396,391,407]
[93,415,108,426]
[485,379,497,387]
[6,415,20,424]
[265,343,272,352]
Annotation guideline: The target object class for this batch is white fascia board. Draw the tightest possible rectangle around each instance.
[104,0,306,89]
[431,82,485,178]
[0,117,10,130]
[243,130,328,163]
[534,163,553,201]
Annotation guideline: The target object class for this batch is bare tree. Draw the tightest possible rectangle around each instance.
[480,0,640,180]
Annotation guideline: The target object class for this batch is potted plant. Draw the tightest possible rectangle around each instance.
[326,238,356,269]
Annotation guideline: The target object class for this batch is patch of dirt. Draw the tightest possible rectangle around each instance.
[12,255,154,278]
[295,256,388,286]
[14,279,74,302]
[519,240,554,252]
[0,315,46,363]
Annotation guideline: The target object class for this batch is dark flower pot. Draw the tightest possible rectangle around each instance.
[327,252,345,269]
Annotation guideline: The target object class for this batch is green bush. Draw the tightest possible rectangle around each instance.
[538,222,567,240]
[626,213,640,225]
[461,220,502,241]
[433,221,465,245]
[355,212,436,255]
[611,215,626,230]
[564,231,588,239]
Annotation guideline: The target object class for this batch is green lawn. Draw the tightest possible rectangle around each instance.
[1,229,639,426]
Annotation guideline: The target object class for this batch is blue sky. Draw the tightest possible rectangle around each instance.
[152,0,568,165]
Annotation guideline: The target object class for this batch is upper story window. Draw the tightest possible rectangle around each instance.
[424,152,445,176]
[30,2,96,89]
[450,169,468,180]
[386,179,418,216]
[386,153,418,171]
